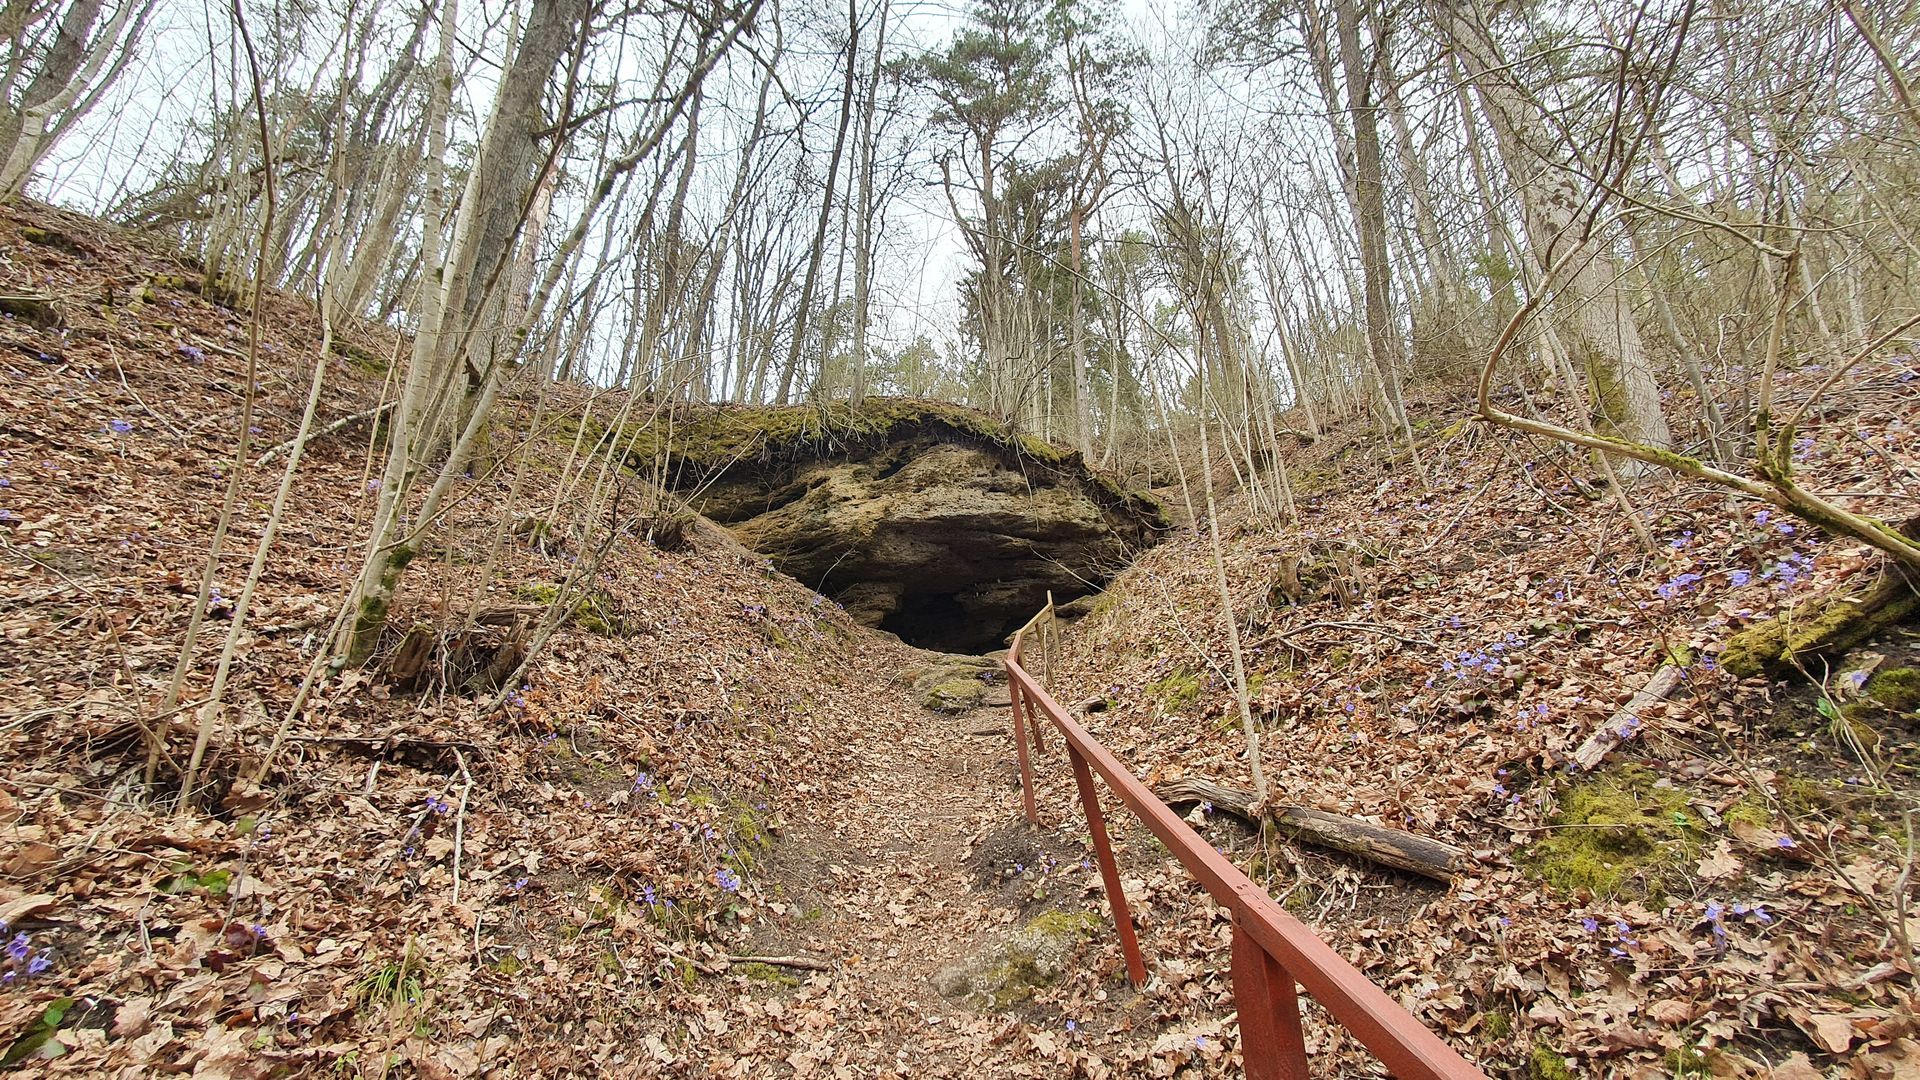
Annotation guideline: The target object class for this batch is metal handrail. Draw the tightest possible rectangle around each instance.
[1005,628,1487,1080]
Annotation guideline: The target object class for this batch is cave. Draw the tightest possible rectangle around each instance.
[658,401,1163,655]
[879,591,1036,653]
[873,585,1083,655]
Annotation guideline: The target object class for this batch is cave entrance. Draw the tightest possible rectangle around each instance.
[670,414,1166,655]
[875,590,1054,656]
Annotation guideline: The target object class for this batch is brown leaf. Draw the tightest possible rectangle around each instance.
[0,893,55,927]
[1648,998,1695,1026]
[1767,1053,1825,1079]
[2,843,57,877]
[1796,1012,1857,1054]
[1697,839,1743,882]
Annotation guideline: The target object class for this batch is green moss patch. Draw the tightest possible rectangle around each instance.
[1149,667,1203,715]
[734,962,800,988]
[1526,765,1704,899]
[1528,1046,1574,1080]
[516,581,628,636]
[1861,667,1920,714]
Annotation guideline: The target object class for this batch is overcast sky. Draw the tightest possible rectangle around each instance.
[40,0,1226,381]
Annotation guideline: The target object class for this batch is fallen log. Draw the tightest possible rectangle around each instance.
[1570,665,1685,770]
[256,401,395,466]
[1719,569,1920,678]
[1157,776,1465,882]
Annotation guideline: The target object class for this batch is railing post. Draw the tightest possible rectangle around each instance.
[1009,679,1039,825]
[1231,922,1310,1080]
[1067,744,1148,987]
[1023,681,1047,753]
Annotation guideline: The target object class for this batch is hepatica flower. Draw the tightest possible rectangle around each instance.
[715,868,742,893]
[107,418,133,435]
[4,931,50,979]
[1656,572,1703,599]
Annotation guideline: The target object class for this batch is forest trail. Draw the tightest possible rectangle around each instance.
[732,671,1109,1076]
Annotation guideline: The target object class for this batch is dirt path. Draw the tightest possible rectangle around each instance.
[732,671,1108,1077]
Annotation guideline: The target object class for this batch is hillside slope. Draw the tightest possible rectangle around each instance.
[0,204,1212,1076]
[1044,366,1920,1076]
[7,199,1920,1078]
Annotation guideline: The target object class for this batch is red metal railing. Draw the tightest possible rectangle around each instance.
[1004,624,1487,1080]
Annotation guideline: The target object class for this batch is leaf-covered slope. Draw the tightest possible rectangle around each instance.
[1043,368,1920,1076]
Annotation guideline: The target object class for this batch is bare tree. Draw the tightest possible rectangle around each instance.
[0,0,154,199]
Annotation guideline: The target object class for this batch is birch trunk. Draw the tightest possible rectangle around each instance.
[1443,2,1672,450]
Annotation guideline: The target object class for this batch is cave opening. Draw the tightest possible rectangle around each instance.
[873,589,1077,656]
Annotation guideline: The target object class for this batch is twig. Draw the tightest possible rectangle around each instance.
[1284,621,1437,648]
[1417,472,1498,551]
[451,750,473,907]
[657,944,720,976]
[726,953,833,972]
[1570,665,1685,770]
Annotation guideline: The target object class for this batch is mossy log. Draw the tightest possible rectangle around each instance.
[1158,776,1465,881]
[1720,571,1920,679]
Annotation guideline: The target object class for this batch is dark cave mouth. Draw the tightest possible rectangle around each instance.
[864,585,1093,655]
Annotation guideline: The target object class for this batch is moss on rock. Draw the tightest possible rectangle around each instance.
[622,398,1166,528]
[931,909,1104,1008]
[908,656,1002,712]
[924,677,988,711]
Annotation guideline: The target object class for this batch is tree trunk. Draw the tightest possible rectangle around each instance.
[0,0,128,197]
[1443,2,1672,450]
[1332,0,1418,457]
[344,0,591,664]
[777,14,858,404]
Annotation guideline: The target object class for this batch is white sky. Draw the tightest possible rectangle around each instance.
[40,0,1203,369]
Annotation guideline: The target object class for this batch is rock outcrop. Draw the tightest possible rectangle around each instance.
[644,399,1165,653]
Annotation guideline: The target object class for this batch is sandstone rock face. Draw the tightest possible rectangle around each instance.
[668,403,1161,653]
